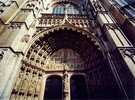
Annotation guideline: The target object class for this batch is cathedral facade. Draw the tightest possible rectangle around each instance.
[0,0,135,100]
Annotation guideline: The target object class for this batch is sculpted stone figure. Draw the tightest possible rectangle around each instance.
[18,93,25,100]
[14,71,24,91]
[10,93,16,100]
[34,95,39,100]
[21,77,29,93]
[63,71,68,92]
[27,96,32,100]
[28,80,35,94]
[28,74,37,93]
[35,78,41,93]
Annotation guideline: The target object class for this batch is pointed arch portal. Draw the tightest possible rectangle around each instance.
[10,27,124,100]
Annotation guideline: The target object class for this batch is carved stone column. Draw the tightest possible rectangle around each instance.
[63,70,69,100]
[39,73,46,100]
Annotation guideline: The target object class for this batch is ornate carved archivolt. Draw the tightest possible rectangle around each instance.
[24,27,103,71]
[10,26,108,99]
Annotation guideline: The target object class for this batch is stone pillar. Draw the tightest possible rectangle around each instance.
[39,73,46,100]
[0,49,23,99]
[63,70,69,100]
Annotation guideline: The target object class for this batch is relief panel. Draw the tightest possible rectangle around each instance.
[45,48,85,71]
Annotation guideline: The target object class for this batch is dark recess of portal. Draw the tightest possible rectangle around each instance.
[44,75,62,100]
[70,75,88,100]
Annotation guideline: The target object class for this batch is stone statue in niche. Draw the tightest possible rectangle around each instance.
[18,93,25,100]
[34,95,39,100]
[10,93,16,100]
[63,70,68,92]
[35,77,41,93]
[20,77,29,93]
[28,72,37,94]
[27,95,32,100]
[28,79,35,94]
[35,81,40,93]
[14,71,24,91]
[63,63,68,70]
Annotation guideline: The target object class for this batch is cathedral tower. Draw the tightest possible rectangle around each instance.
[0,0,135,99]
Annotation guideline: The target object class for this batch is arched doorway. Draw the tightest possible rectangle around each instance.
[44,76,62,100]
[10,27,124,100]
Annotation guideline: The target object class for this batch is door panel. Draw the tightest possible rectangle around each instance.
[70,75,88,100]
[44,76,62,100]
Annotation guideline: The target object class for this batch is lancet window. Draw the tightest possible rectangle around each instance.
[52,3,80,14]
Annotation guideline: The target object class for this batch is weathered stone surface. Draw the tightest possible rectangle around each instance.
[0,0,135,100]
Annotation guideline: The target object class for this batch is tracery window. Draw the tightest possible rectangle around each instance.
[52,3,80,14]
[53,5,65,14]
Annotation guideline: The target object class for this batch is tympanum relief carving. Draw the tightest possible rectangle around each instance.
[45,48,85,71]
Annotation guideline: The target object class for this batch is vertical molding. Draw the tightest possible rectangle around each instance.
[39,73,46,100]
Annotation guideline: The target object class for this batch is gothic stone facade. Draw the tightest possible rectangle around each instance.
[0,0,135,100]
